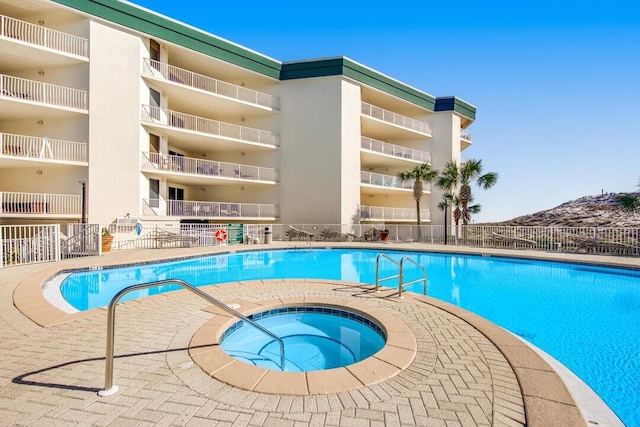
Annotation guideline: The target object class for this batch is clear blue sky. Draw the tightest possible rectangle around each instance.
[128,0,640,222]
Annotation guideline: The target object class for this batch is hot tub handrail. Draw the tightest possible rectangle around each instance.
[98,279,285,397]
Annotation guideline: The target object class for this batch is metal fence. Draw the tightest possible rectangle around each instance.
[3,223,640,268]
[1,224,61,267]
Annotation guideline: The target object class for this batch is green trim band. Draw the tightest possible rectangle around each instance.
[51,0,475,120]
[52,0,281,78]
[435,97,476,120]
[281,57,436,111]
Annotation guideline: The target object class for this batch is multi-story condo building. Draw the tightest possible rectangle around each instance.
[0,0,475,230]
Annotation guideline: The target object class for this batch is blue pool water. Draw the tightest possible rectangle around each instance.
[220,307,386,371]
[59,249,640,425]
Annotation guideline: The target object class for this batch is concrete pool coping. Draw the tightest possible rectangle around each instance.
[9,241,631,426]
[190,296,417,396]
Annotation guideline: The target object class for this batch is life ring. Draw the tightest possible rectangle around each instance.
[215,229,228,242]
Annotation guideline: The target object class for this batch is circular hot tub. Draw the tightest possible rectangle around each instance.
[220,306,386,372]
[189,296,417,395]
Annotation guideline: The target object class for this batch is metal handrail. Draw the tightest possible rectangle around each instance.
[399,256,427,298]
[374,254,428,298]
[98,279,285,397]
[374,253,401,291]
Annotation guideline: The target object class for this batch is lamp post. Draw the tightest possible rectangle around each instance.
[443,199,449,245]
[79,181,87,224]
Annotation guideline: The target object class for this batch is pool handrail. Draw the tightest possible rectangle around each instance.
[98,278,285,397]
[375,253,427,298]
[374,253,401,292]
[399,256,427,298]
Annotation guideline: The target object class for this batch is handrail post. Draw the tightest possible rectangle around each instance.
[98,279,285,397]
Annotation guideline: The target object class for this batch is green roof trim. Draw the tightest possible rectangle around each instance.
[51,1,475,120]
[51,0,281,78]
[281,58,436,111]
[434,97,477,120]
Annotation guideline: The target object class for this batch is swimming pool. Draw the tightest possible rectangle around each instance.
[58,248,639,425]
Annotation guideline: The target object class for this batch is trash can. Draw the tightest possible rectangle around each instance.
[264,227,272,244]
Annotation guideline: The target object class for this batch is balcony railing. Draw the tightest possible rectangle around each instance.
[0,191,81,215]
[361,171,423,191]
[142,59,277,110]
[0,74,88,111]
[0,14,88,58]
[461,132,472,141]
[359,205,430,222]
[1,132,87,162]
[361,136,430,163]
[361,102,431,136]
[140,105,277,147]
[144,199,277,218]
[142,152,277,182]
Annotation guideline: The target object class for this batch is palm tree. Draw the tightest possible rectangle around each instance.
[398,163,439,225]
[437,159,498,225]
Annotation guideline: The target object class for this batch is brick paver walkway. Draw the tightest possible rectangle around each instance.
[0,244,611,426]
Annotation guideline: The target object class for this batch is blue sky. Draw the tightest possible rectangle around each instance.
[129,0,640,222]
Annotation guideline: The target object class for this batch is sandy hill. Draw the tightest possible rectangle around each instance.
[483,193,640,228]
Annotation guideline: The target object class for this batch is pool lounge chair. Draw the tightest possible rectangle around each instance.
[490,232,536,249]
[285,225,314,241]
[320,227,355,242]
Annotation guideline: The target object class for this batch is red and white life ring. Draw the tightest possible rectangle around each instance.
[215,228,228,242]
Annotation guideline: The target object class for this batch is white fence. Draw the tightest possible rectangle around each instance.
[361,136,430,163]
[140,105,277,147]
[142,59,277,109]
[1,132,88,162]
[0,74,88,110]
[361,102,432,135]
[3,224,639,268]
[0,191,82,215]
[1,224,60,267]
[141,152,277,182]
[360,171,417,190]
[0,14,88,57]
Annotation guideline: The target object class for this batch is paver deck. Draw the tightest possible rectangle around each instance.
[1,242,631,426]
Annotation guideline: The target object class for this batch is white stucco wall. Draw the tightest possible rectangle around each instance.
[278,76,363,225]
[428,112,462,225]
[87,21,143,224]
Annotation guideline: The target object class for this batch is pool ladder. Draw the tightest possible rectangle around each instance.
[98,279,285,397]
[375,253,428,298]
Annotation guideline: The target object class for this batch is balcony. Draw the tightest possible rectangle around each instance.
[0,74,88,119]
[141,152,277,185]
[1,132,87,164]
[361,102,432,139]
[0,15,88,68]
[361,171,427,193]
[460,132,472,150]
[359,205,430,222]
[0,191,81,217]
[142,59,278,114]
[361,136,430,168]
[143,199,277,219]
[140,105,278,151]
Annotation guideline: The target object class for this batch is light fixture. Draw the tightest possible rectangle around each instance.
[38,20,45,25]
[240,186,245,191]
[36,120,44,125]
[38,70,45,76]
[240,116,245,122]
[36,170,43,175]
